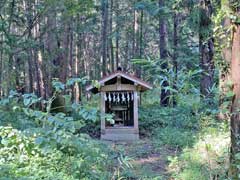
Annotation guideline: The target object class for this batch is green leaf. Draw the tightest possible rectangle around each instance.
[226,91,235,98]
[35,137,44,145]
[52,80,65,92]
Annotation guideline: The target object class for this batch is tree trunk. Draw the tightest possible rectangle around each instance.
[69,22,74,79]
[230,8,240,178]
[218,3,232,120]
[24,0,34,93]
[136,9,143,78]
[132,7,137,58]
[159,0,169,106]
[139,10,144,58]
[33,1,45,100]
[115,0,119,69]
[45,11,57,98]
[74,34,80,104]
[199,0,214,98]
[172,13,179,106]
[5,0,15,94]
[101,0,108,76]
[60,23,70,83]
[0,34,3,97]
[109,0,114,72]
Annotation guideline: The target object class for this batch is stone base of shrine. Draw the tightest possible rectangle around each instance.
[101,127,139,141]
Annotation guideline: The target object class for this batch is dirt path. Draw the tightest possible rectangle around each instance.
[110,139,178,179]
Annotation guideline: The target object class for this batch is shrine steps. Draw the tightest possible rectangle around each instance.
[101,127,139,141]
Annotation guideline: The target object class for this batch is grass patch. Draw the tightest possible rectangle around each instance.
[168,127,230,180]
[153,126,196,149]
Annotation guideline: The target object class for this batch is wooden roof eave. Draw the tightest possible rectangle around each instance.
[86,71,152,93]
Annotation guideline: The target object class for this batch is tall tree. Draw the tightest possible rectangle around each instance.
[172,12,179,106]
[217,3,232,120]
[59,21,70,83]
[159,0,170,106]
[45,10,57,98]
[101,0,108,76]
[0,33,3,96]
[33,0,45,99]
[199,0,214,98]
[24,0,34,93]
[229,2,240,178]
[115,0,119,69]
[109,0,114,72]
[136,9,143,78]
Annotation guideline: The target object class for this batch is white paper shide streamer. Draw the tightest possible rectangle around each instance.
[104,91,134,103]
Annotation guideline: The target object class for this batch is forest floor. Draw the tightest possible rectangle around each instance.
[106,139,179,179]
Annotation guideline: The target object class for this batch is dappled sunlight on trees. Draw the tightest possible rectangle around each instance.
[0,0,239,179]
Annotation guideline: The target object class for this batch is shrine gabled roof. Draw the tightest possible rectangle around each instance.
[86,71,152,93]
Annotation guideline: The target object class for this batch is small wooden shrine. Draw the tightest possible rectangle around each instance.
[86,70,152,141]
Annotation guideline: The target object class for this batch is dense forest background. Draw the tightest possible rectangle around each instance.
[0,0,201,101]
[0,0,240,179]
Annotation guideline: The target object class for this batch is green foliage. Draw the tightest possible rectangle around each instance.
[153,126,195,148]
[0,0,234,178]
[66,77,88,86]
[229,0,240,11]
[0,126,115,179]
[0,92,37,130]
[22,93,42,108]
[0,86,130,179]
[71,103,115,138]
[139,92,200,138]
[137,81,230,179]
[139,102,197,148]
[71,103,100,138]
[52,79,65,93]
[133,58,202,107]
[168,126,230,180]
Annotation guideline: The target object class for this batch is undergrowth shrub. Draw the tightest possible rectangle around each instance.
[0,82,132,179]
[168,125,230,180]
[0,126,115,179]
[139,102,199,149]
[139,104,168,137]
[71,103,101,138]
[153,126,195,148]
[0,91,37,129]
